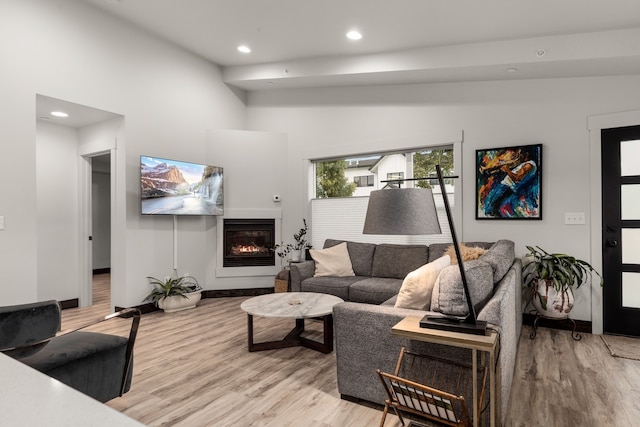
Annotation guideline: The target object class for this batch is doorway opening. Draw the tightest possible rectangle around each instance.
[36,94,123,309]
[91,154,112,306]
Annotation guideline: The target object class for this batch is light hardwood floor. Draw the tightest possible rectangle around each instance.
[60,274,640,427]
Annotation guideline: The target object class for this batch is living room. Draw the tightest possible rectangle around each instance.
[2,0,640,425]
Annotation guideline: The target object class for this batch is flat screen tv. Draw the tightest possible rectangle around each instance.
[140,155,223,216]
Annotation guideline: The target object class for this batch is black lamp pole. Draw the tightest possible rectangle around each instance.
[419,165,487,335]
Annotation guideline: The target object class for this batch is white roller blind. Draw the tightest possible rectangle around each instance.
[310,193,454,249]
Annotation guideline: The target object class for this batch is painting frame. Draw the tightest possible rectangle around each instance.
[475,143,542,220]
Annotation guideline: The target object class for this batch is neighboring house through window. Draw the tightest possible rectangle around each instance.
[310,147,456,248]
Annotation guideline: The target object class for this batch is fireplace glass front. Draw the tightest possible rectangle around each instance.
[223,219,275,267]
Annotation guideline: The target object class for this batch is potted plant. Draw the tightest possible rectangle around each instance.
[272,219,312,262]
[143,274,202,313]
[522,246,603,319]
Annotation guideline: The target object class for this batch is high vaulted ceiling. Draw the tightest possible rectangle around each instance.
[83,0,640,90]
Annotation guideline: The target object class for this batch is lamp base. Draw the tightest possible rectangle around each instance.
[419,315,488,335]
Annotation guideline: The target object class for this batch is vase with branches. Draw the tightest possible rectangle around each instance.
[272,219,312,262]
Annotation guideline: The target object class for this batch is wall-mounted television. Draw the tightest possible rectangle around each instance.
[140,155,223,216]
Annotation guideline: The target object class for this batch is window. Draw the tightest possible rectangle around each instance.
[354,175,375,187]
[313,147,453,198]
[310,146,456,248]
[387,172,404,181]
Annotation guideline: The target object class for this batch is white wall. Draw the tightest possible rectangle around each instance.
[36,122,79,301]
[245,76,640,322]
[205,129,288,290]
[0,0,245,307]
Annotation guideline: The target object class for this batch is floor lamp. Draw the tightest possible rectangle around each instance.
[363,165,487,335]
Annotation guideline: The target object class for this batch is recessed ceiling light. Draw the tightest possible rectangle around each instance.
[51,111,69,117]
[346,30,362,41]
[506,67,518,73]
[237,45,251,53]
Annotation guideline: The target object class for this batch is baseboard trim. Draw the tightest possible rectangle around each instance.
[115,302,158,314]
[113,288,273,314]
[202,288,273,299]
[522,313,592,334]
[93,268,111,275]
[59,299,79,310]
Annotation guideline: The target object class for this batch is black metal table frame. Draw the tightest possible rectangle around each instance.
[246,314,334,354]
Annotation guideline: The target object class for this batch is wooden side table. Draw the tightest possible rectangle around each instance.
[391,316,500,427]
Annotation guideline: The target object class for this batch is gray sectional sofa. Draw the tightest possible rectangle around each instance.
[289,238,522,425]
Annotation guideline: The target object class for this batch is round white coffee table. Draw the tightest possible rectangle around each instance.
[240,292,344,354]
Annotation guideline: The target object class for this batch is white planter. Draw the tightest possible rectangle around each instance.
[158,291,202,313]
[290,250,302,262]
[532,279,574,319]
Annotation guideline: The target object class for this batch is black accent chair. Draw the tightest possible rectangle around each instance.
[0,300,140,403]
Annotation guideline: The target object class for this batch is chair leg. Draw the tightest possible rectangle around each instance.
[391,406,406,426]
[380,402,406,427]
[379,402,389,427]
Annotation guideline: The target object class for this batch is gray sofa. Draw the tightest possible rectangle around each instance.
[290,239,522,424]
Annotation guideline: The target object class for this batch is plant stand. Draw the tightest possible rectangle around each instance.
[529,311,582,341]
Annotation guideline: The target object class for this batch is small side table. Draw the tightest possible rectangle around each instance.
[391,316,500,427]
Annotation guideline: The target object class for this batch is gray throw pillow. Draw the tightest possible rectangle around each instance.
[479,240,515,283]
[430,260,494,316]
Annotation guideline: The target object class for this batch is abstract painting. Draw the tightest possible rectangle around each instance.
[476,144,542,219]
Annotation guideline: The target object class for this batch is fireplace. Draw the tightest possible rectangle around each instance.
[223,219,275,267]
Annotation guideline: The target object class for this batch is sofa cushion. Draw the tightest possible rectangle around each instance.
[300,276,365,301]
[479,239,515,283]
[324,239,376,277]
[349,278,404,305]
[310,242,355,277]
[394,255,451,310]
[371,244,429,279]
[430,260,494,316]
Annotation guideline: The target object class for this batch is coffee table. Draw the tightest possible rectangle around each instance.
[240,292,343,354]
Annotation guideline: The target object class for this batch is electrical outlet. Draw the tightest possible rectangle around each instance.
[564,212,585,225]
[0,216,4,230]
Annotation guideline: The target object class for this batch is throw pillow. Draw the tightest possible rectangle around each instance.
[310,242,355,277]
[394,255,451,310]
[445,243,487,265]
[430,260,494,316]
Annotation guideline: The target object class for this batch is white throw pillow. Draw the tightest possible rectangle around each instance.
[310,242,355,277]
[394,255,451,310]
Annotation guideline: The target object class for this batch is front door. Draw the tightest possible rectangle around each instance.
[602,125,640,337]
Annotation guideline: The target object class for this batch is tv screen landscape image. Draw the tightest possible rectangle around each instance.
[140,155,223,215]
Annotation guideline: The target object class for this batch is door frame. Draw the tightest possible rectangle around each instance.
[588,109,640,334]
[79,149,116,307]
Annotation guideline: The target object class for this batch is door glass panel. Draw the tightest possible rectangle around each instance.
[621,140,640,176]
[622,229,640,264]
[622,272,640,308]
[621,185,640,220]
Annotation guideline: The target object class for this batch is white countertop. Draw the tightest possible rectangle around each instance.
[0,352,144,427]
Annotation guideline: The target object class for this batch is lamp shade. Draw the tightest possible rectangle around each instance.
[363,188,441,235]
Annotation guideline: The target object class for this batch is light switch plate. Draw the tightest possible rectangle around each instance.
[564,212,585,225]
[0,216,4,230]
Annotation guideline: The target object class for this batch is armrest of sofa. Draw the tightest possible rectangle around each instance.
[333,302,472,406]
[477,258,522,425]
[289,260,315,292]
